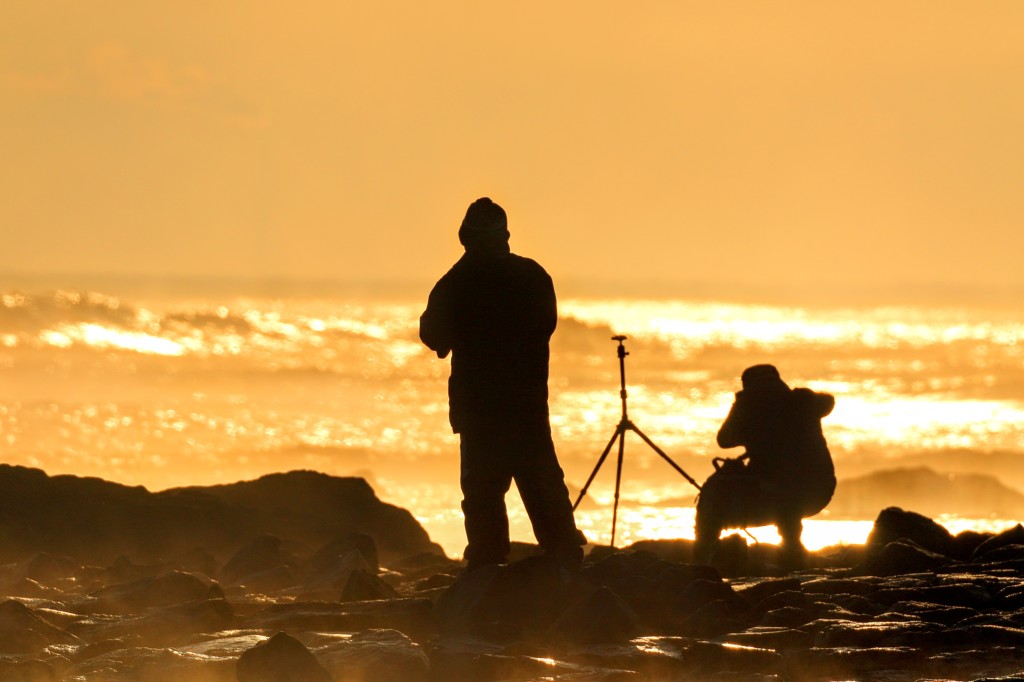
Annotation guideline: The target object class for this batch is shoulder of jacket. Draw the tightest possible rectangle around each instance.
[511,253,547,270]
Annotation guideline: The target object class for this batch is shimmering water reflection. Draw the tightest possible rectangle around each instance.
[3,290,1023,556]
[395,480,1019,559]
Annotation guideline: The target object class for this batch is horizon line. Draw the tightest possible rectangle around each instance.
[2,271,1022,307]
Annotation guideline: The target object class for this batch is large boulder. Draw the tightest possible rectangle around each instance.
[63,646,236,682]
[549,586,642,644]
[192,470,444,564]
[865,507,956,558]
[971,523,1024,561]
[236,632,332,682]
[313,629,430,682]
[219,535,297,585]
[861,539,953,577]
[67,598,233,647]
[0,600,81,654]
[0,660,57,682]
[82,571,220,614]
[0,465,443,566]
[434,556,576,638]
[340,569,399,602]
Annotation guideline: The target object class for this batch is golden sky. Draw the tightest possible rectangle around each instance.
[3,2,1023,295]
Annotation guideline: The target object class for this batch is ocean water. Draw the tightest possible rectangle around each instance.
[1,287,1022,557]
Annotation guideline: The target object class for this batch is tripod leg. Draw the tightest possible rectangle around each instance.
[572,424,624,511]
[610,422,627,548]
[629,423,703,492]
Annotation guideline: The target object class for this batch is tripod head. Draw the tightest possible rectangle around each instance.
[610,336,631,414]
[612,335,629,360]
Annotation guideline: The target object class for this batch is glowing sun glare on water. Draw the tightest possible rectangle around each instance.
[42,324,187,356]
[4,291,1023,559]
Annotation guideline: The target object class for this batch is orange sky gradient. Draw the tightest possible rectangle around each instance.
[2,2,1023,298]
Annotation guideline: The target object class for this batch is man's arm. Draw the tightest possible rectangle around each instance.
[420,274,455,359]
[521,258,557,340]
[539,267,557,338]
[716,397,746,448]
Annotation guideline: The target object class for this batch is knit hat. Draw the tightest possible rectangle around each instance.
[741,364,789,391]
[458,197,509,246]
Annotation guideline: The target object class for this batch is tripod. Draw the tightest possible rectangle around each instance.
[573,336,702,547]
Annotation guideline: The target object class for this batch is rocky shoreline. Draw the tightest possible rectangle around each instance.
[2,467,1024,681]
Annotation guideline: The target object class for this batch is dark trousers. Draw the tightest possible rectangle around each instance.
[459,423,583,569]
[694,461,834,560]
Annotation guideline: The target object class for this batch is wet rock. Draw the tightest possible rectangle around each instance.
[785,645,925,681]
[386,552,460,582]
[569,636,692,678]
[434,557,574,639]
[303,549,373,594]
[429,636,643,681]
[872,583,993,610]
[973,543,1024,566]
[800,576,876,597]
[674,578,738,613]
[866,507,957,558]
[69,636,142,664]
[972,524,1024,560]
[236,632,332,682]
[723,625,816,650]
[177,547,220,579]
[11,553,81,588]
[550,586,642,644]
[814,595,880,620]
[954,623,1024,647]
[587,550,719,586]
[747,590,813,620]
[82,571,220,614]
[310,628,430,682]
[410,572,457,593]
[244,598,433,641]
[232,565,302,594]
[809,618,941,648]
[0,466,442,567]
[308,532,380,575]
[10,465,1024,681]
[100,555,168,585]
[197,470,444,564]
[708,534,753,577]
[63,646,236,682]
[220,535,296,585]
[0,659,57,681]
[734,577,802,605]
[0,600,81,654]
[861,539,953,577]
[0,578,63,600]
[67,598,233,647]
[680,598,746,638]
[580,550,718,626]
[952,530,991,560]
[424,635,505,680]
[996,584,1024,610]
[761,605,819,628]
[685,639,784,677]
[889,600,979,626]
[340,568,398,602]
[625,539,696,564]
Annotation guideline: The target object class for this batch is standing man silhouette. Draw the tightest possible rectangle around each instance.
[420,197,584,572]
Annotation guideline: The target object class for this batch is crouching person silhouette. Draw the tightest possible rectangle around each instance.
[420,197,585,573]
[694,365,835,568]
